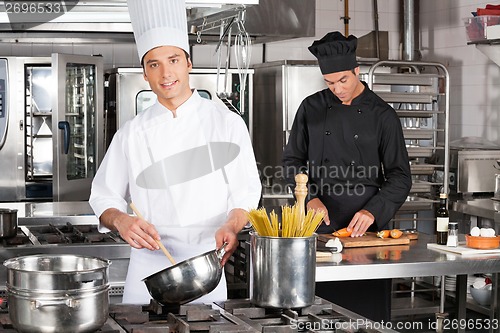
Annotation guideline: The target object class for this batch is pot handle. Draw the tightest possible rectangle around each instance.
[216,242,228,261]
[31,298,80,310]
[73,272,106,284]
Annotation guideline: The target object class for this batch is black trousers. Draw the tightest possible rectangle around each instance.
[315,278,392,322]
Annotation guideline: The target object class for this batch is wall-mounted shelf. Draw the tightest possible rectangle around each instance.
[468,40,500,66]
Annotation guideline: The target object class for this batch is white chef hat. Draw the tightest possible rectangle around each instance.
[127,0,190,62]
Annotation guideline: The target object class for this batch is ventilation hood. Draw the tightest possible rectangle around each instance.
[0,0,314,44]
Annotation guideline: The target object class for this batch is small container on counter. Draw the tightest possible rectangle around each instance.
[446,222,459,247]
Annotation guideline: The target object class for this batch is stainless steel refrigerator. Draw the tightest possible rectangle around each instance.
[0,54,104,202]
[252,60,325,175]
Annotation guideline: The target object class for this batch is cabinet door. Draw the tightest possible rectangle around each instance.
[52,54,104,201]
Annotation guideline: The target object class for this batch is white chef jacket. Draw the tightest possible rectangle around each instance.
[89,90,262,304]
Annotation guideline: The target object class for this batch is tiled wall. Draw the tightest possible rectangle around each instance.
[1,0,498,143]
[419,0,500,143]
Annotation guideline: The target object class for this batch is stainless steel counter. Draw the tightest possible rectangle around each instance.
[316,233,500,281]
[0,201,99,225]
[316,234,500,333]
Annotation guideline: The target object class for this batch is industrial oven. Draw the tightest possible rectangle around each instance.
[0,55,105,202]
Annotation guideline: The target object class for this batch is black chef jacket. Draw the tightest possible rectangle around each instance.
[283,82,412,231]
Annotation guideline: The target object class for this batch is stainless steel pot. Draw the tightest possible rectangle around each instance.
[4,254,110,333]
[0,208,18,238]
[250,232,316,309]
[143,245,226,305]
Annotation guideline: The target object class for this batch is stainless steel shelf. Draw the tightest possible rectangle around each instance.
[373,73,441,86]
[392,296,440,317]
[400,196,437,211]
[396,109,443,118]
[403,128,442,140]
[377,92,437,104]
[407,146,443,158]
[410,163,443,175]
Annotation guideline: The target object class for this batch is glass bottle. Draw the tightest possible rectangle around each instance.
[436,193,449,245]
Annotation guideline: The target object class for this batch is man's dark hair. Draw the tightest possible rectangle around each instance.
[141,49,190,68]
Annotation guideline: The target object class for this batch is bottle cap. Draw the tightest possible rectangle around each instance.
[448,222,458,229]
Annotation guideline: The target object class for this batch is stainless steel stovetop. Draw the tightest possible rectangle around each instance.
[0,223,252,302]
[0,223,131,297]
[0,297,397,333]
[2,224,124,246]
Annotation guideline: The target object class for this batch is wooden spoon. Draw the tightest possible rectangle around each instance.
[129,203,176,265]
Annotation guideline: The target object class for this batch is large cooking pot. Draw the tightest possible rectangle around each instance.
[250,232,316,309]
[4,254,110,333]
[0,208,18,238]
[143,244,226,305]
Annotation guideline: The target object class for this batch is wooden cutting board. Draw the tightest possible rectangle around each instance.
[318,232,411,248]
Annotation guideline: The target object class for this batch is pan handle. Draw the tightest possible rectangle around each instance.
[215,242,228,261]
[32,298,79,309]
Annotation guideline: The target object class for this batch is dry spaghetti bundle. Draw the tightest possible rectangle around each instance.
[247,204,325,237]
[246,207,279,237]
[248,174,323,237]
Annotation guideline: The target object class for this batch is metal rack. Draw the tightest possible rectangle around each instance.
[25,66,53,183]
[367,60,450,320]
[367,60,450,228]
[64,64,96,180]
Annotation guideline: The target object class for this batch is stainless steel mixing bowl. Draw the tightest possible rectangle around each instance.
[143,244,226,305]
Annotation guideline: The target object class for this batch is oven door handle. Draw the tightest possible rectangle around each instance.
[58,121,70,154]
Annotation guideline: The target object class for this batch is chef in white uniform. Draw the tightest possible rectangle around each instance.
[89,0,261,304]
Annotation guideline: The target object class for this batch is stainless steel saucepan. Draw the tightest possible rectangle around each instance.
[0,208,18,238]
[4,254,110,333]
[143,244,226,305]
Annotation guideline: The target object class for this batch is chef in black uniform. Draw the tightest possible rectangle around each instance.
[282,31,412,322]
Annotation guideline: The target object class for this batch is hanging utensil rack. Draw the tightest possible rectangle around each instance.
[193,7,252,118]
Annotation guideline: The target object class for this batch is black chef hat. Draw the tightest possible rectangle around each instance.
[308,31,359,74]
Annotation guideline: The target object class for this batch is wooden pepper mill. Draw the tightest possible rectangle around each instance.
[294,173,308,223]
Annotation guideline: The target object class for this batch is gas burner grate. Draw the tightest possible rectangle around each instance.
[27,223,124,245]
[214,298,363,333]
[108,300,251,333]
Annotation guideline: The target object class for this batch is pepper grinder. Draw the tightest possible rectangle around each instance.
[294,173,308,222]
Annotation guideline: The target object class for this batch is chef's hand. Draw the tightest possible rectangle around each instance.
[215,208,248,266]
[347,209,374,237]
[99,208,160,251]
[306,198,330,224]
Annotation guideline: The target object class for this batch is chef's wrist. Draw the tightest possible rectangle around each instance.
[224,208,248,233]
[99,208,125,231]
